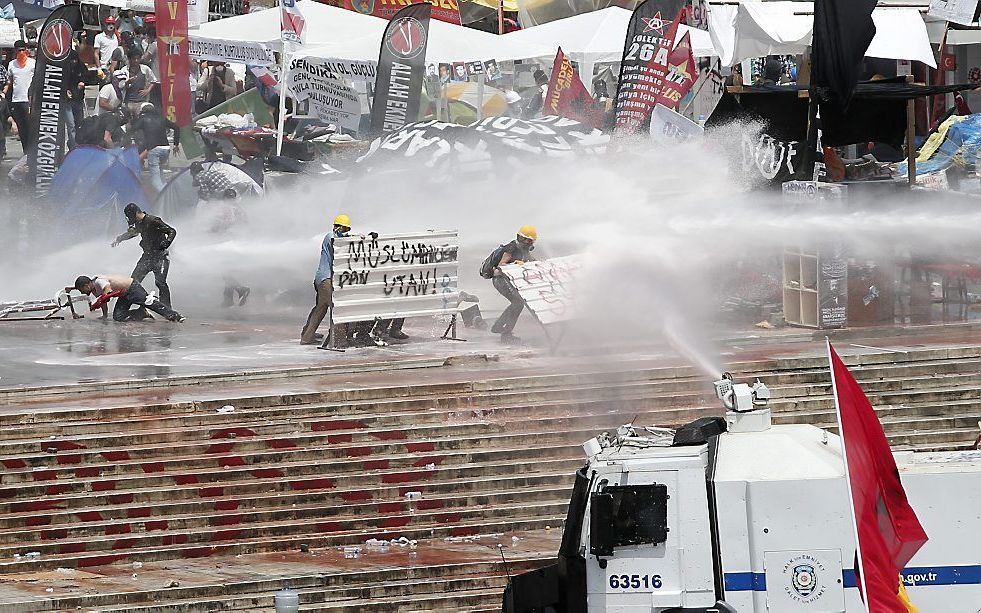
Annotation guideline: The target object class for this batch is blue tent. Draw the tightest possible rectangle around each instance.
[48,146,149,239]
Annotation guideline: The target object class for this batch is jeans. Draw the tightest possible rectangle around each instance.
[146,146,171,192]
[300,279,333,344]
[9,101,30,149]
[491,275,524,335]
[113,282,182,322]
[63,101,84,149]
[132,250,171,307]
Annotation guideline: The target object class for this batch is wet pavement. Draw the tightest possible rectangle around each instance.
[0,311,517,392]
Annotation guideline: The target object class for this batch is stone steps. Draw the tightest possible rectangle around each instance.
[0,513,564,572]
[2,343,980,608]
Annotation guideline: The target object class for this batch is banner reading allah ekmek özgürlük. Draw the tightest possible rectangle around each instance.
[369,2,431,136]
[28,4,83,199]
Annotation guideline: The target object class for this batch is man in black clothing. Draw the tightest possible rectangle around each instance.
[111,203,177,307]
[487,225,537,344]
[64,49,87,149]
[131,102,180,191]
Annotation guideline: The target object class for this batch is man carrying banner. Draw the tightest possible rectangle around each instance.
[481,225,538,345]
[300,214,351,346]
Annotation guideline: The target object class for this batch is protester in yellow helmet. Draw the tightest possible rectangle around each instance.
[479,225,538,345]
[300,213,352,345]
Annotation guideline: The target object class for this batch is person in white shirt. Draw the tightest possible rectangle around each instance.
[94,18,120,70]
[3,40,35,148]
[98,70,125,115]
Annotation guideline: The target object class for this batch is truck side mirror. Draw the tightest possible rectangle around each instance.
[589,492,615,558]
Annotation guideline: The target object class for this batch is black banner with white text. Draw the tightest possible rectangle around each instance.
[369,3,431,136]
[29,4,83,199]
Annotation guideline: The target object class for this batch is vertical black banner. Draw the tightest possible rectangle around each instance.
[613,0,686,133]
[369,3,431,136]
[29,4,83,199]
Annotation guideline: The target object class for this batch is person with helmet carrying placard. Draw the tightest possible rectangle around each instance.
[300,214,351,345]
[480,225,537,345]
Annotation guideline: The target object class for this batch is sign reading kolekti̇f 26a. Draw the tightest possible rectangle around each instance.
[287,56,377,130]
[331,231,460,324]
[500,255,583,325]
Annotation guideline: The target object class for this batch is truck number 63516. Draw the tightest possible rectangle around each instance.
[609,574,662,590]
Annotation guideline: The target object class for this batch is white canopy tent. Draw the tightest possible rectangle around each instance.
[504,7,716,82]
[708,2,937,68]
[193,0,551,62]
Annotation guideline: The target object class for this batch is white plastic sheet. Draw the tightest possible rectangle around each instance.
[708,2,937,68]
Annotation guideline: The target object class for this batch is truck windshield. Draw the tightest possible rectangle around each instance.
[608,484,668,547]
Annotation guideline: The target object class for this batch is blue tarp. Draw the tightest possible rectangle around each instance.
[898,114,981,176]
[48,146,149,238]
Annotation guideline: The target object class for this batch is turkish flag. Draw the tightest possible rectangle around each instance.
[829,343,928,612]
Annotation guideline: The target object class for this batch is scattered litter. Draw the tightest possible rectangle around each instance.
[299,544,309,553]
[55,568,74,574]
[404,492,422,501]
[45,588,53,593]
[131,573,138,579]
[132,562,143,569]
[217,405,235,414]
[545,526,551,531]
[168,581,180,588]
[511,536,521,543]
[754,320,775,329]
[364,539,389,550]
[25,552,41,559]
[425,463,436,470]
[343,546,361,559]
[13,554,20,560]
[45,447,58,454]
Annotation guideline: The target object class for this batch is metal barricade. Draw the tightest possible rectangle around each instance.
[325,231,461,347]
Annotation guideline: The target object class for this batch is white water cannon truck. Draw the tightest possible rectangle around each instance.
[503,374,981,612]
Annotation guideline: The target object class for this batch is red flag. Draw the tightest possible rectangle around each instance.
[654,31,696,110]
[544,47,602,129]
[154,0,192,127]
[828,343,928,612]
[327,0,461,25]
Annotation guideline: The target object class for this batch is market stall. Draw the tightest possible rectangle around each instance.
[504,7,716,83]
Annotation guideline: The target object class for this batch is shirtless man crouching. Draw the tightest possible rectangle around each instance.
[69,274,185,322]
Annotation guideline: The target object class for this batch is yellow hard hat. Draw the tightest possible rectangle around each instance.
[333,214,351,228]
[518,225,537,240]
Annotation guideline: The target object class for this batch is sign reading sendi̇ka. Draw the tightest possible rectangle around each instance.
[326,0,460,25]
[330,231,460,324]
[287,57,367,130]
[500,255,583,325]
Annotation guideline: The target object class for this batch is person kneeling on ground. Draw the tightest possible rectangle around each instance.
[70,274,185,322]
[480,225,537,345]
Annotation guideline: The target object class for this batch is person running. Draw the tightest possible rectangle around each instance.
[130,102,180,192]
[481,225,537,345]
[70,274,184,322]
[300,214,351,346]
[111,203,177,307]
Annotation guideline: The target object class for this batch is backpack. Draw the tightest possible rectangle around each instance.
[479,244,509,279]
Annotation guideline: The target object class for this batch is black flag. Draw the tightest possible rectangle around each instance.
[811,0,876,109]
[612,0,687,133]
[28,3,83,199]
[369,3,431,136]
